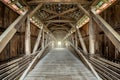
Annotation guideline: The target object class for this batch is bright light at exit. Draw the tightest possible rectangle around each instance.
[58,41,61,46]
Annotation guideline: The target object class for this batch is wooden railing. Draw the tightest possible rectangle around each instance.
[0,54,36,80]
[90,56,120,80]
[69,42,102,80]
[19,42,52,80]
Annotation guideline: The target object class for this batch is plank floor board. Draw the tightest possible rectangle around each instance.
[24,48,97,80]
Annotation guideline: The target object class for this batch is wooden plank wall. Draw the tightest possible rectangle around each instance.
[0,2,39,62]
[81,2,120,63]
[100,2,120,62]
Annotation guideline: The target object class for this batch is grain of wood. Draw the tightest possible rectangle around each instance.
[24,48,97,80]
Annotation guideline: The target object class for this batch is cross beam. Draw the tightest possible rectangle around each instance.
[45,20,75,23]
[52,23,67,27]
[28,0,90,4]
[46,8,77,20]
[42,8,58,15]
[29,3,43,17]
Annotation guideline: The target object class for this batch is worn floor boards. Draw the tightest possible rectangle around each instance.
[24,48,97,80]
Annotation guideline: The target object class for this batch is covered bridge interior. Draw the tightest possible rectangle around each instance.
[0,0,120,80]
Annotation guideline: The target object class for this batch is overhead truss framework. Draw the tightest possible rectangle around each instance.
[30,2,93,36]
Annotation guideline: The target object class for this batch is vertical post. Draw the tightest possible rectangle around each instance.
[89,18,95,55]
[71,34,74,45]
[77,28,88,54]
[42,31,45,49]
[70,35,73,43]
[33,26,43,53]
[25,15,31,55]
[75,32,78,48]
[45,34,48,46]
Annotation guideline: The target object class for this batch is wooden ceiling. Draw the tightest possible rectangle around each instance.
[26,0,94,39]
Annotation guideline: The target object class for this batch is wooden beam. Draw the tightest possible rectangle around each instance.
[89,18,95,55]
[20,42,52,80]
[46,8,77,20]
[42,8,58,15]
[91,0,99,6]
[49,25,68,29]
[29,3,43,17]
[91,9,120,52]
[77,29,88,54]
[45,20,75,23]
[0,11,28,53]
[60,15,76,21]
[25,15,31,55]
[28,0,90,4]
[50,26,68,29]
[43,23,56,41]
[75,32,78,48]
[45,34,48,46]
[77,4,90,17]
[52,23,67,27]
[69,23,88,54]
[9,0,18,5]
[71,34,75,46]
[33,27,43,53]
[50,27,69,31]
[69,42,102,80]
[42,31,45,49]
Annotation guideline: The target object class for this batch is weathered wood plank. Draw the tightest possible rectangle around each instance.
[69,23,88,54]
[46,8,77,20]
[89,18,95,55]
[20,42,51,80]
[45,20,75,23]
[33,27,43,53]
[29,3,43,17]
[77,4,90,17]
[91,9,120,52]
[42,31,45,49]
[25,15,31,55]
[24,48,98,80]
[0,11,28,53]
[75,32,78,48]
[28,0,90,4]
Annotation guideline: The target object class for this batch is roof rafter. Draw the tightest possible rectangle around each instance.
[45,20,75,23]
[46,8,77,20]
[42,8,58,15]
[28,0,90,4]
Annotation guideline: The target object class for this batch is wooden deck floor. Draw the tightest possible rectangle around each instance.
[24,48,97,80]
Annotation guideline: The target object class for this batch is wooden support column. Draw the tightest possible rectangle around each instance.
[45,34,48,46]
[25,15,31,55]
[42,31,45,49]
[70,34,73,44]
[77,28,88,54]
[0,11,28,53]
[33,27,43,53]
[68,36,71,43]
[91,9,120,52]
[89,18,95,55]
[71,35,74,46]
[75,32,78,48]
